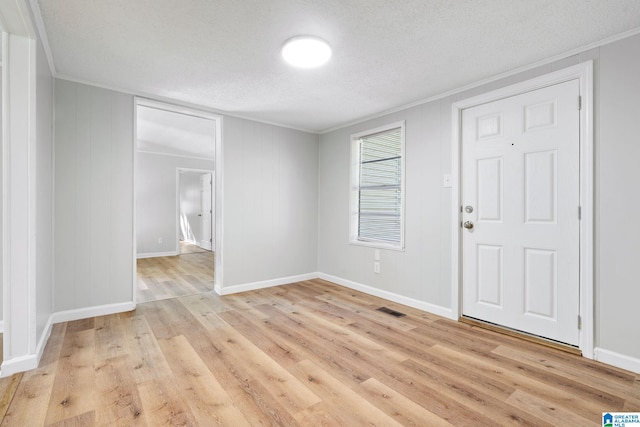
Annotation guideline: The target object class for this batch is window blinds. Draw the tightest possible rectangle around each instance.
[357,126,402,244]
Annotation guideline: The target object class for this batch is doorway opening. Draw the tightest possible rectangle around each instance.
[134,99,221,304]
[178,169,214,253]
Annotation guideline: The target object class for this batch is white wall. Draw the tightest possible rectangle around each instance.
[54,79,133,312]
[319,35,640,367]
[222,117,319,288]
[136,152,213,256]
[35,35,53,344]
[179,172,205,244]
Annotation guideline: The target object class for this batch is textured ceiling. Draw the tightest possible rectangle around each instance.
[137,105,216,159]
[37,0,640,133]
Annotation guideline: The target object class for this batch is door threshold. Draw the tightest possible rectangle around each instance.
[459,316,582,356]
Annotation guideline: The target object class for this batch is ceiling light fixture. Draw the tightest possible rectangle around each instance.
[281,35,332,68]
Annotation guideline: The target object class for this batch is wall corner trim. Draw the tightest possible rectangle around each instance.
[318,273,455,320]
[51,302,135,324]
[594,347,640,374]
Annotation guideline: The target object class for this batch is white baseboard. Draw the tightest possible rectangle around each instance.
[215,271,455,321]
[594,347,640,374]
[318,273,455,320]
[0,315,54,378]
[215,272,319,295]
[1,354,39,377]
[52,301,136,324]
[136,251,179,259]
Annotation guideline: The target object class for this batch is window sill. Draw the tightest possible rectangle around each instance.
[349,239,405,252]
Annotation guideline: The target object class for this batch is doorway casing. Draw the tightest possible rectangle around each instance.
[450,61,594,358]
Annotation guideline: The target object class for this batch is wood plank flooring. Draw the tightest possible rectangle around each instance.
[179,241,209,255]
[1,279,638,426]
[136,244,214,303]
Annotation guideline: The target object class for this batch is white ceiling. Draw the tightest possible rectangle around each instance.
[36,0,640,133]
[137,105,216,160]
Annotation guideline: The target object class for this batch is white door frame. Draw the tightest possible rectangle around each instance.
[176,168,214,250]
[0,0,43,376]
[133,98,223,305]
[450,61,594,357]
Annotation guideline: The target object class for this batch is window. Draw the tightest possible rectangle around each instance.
[350,122,405,250]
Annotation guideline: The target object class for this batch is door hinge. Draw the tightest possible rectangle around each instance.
[578,96,582,110]
[578,206,581,220]
[578,315,582,330]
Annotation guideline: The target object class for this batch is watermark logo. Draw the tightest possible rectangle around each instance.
[603,412,640,427]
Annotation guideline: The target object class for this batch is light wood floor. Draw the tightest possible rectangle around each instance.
[1,279,638,426]
[136,243,214,303]
[179,241,209,255]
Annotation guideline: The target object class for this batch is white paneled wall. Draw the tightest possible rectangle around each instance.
[222,117,319,289]
[54,79,134,312]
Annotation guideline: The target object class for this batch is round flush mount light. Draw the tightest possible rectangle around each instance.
[281,35,332,68]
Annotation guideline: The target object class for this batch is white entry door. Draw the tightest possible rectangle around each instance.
[461,79,580,346]
[199,173,213,251]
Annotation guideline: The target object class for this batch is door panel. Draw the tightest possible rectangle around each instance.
[477,244,503,308]
[462,79,580,346]
[523,248,556,319]
[477,157,503,222]
[524,150,556,223]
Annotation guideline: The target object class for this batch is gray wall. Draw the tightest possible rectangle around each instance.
[36,37,54,340]
[54,79,133,312]
[597,34,640,359]
[222,117,319,287]
[318,34,640,362]
[135,152,213,255]
[54,80,320,304]
[319,102,451,307]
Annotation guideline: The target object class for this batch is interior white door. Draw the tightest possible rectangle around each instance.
[461,79,580,346]
[199,173,213,251]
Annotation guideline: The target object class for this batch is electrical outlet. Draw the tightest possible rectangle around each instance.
[374,249,381,261]
[374,262,380,274]
[158,237,163,244]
